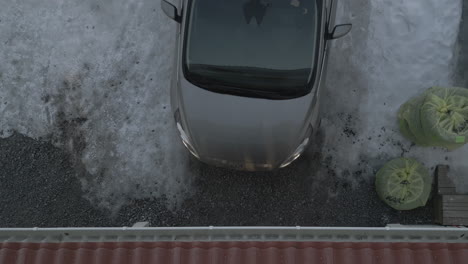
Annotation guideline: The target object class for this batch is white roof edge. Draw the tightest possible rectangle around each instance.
[0,225,467,243]
[2,225,467,232]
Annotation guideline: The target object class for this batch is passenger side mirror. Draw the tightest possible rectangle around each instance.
[328,24,352,40]
[161,0,181,23]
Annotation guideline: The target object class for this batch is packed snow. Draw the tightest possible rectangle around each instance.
[0,0,192,211]
[0,0,465,213]
[321,0,466,191]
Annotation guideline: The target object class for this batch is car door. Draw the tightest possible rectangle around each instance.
[310,0,337,129]
[326,0,337,33]
[170,0,187,113]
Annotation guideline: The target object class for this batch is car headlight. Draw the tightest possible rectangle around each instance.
[174,109,200,159]
[279,126,312,168]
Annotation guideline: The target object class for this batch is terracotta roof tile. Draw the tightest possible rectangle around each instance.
[1,241,468,264]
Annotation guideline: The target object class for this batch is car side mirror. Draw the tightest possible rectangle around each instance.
[328,24,352,40]
[161,0,181,23]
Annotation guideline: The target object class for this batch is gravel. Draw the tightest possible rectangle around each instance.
[0,131,432,227]
[0,133,112,227]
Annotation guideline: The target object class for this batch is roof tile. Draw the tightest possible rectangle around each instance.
[1,241,468,264]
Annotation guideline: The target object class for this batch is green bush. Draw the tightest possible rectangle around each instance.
[375,158,433,210]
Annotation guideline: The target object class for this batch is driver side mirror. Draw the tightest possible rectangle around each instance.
[161,0,181,23]
[328,24,352,40]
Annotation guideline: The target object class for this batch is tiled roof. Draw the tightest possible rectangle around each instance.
[2,241,468,264]
[1,226,468,264]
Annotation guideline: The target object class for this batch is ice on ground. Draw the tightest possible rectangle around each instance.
[0,0,192,211]
[321,0,466,191]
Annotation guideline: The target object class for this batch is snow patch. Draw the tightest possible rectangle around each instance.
[321,0,465,192]
[0,0,193,212]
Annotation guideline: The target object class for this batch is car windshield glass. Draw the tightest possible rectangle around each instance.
[184,0,320,99]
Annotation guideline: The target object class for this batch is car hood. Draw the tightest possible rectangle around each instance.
[178,79,315,167]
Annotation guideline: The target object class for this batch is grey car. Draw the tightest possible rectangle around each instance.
[161,0,351,170]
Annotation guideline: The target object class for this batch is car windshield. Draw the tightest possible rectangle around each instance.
[184,0,320,99]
